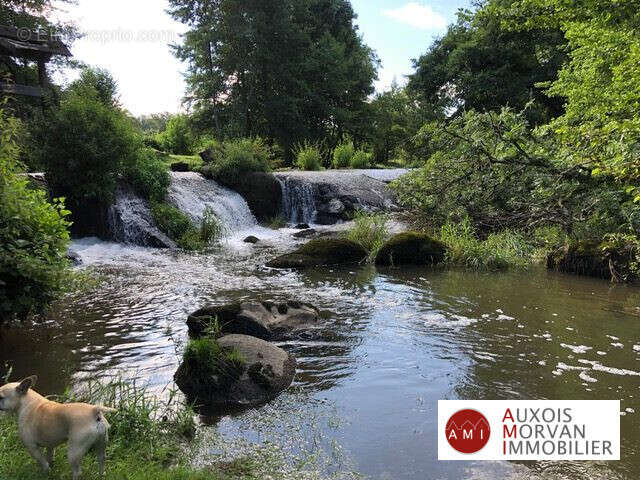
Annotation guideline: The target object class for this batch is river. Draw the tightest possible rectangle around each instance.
[1,230,639,480]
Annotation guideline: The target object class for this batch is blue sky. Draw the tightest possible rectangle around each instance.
[351,1,471,90]
[56,0,472,115]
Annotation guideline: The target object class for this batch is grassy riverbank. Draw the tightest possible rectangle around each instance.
[0,379,255,480]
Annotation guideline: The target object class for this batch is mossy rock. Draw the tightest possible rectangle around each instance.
[375,232,447,266]
[226,172,283,221]
[547,240,611,280]
[266,238,368,269]
[174,334,296,409]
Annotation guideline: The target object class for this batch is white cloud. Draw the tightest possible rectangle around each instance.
[383,2,447,31]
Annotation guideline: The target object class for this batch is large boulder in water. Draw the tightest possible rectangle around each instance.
[187,300,320,340]
[226,173,283,221]
[375,232,447,266]
[266,238,367,269]
[174,334,296,409]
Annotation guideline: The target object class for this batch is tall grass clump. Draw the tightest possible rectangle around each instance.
[332,141,354,169]
[350,150,372,169]
[439,218,532,270]
[0,376,255,480]
[344,211,389,261]
[295,142,323,171]
[124,149,171,202]
[200,207,224,244]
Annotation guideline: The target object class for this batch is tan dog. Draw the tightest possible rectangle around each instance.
[0,376,116,479]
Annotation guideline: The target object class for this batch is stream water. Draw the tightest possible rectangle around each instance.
[1,231,639,479]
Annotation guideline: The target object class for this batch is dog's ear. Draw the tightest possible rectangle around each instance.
[16,375,37,395]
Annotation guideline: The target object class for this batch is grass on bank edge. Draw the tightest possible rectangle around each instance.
[0,378,254,480]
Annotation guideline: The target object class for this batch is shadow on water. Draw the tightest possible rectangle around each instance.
[1,240,640,480]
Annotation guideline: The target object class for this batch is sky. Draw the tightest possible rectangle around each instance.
[55,0,471,116]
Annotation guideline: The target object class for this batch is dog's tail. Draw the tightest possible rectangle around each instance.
[94,404,118,414]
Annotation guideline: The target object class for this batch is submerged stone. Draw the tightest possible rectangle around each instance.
[174,334,295,409]
[187,300,320,340]
[292,228,317,239]
[375,232,447,266]
[266,238,367,269]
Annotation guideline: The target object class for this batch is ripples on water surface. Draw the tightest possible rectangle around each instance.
[1,234,640,480]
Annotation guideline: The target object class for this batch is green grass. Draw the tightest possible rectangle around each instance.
[167,154,203,171]
[265,214,287,230]
[343,211,389,262]
[0,378,253,480]
[438,219,533,271]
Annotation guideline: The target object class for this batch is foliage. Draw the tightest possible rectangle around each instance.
[200,207,224,244]
[439,219,532,271]
[66,67,120,107]
[408,2,567,123]
[200,138,274,187]
[350,150,372,169]
[295,142,323,171]
[265,215,287,230]
[0,108,72,321]
[499,0,640,201]
[168,0,378,158]
[344,211,389,261]
[332,141,354,169]
[159,115,194,155]
[123,149,170,202]
[391,107,635,235]
[183,337,245,380]
[600,233,640,283]
[32,74,141,208]
[367,83,429,165]
[0,377,252,479]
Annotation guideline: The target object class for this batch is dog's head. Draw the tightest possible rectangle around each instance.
[0,376,37,412]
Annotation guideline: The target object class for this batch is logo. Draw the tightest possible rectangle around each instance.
[445,409,491,453]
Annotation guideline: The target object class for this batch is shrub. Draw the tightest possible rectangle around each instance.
[266,214,287,230]
[33,88,140,208]
[439,219,532,270]
[295,142,323,171]
[350,150,372,169]
[344,211,389,261]
[124,149,170,202]
[0,108,72,321]
[200,207,224,243]
[205,138,273,186]
[332,141,354,169]
[159,114,193,155]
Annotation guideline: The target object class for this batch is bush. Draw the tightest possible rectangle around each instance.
[344,211,389,261]
[350,150,372,169]
[159,114,193,155]
[0,108,72,321]
[203,138,273,186]
[439,219,532,270]
[151,203,222,251]
[32,87,140,208]
[124,149,170,202]
[295,142,323,171]
[332,141,354,168]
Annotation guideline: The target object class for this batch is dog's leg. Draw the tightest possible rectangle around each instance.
[96,432,108,477]
[46,447,54,467]
[67,442,90,480]
[24,442,50,473]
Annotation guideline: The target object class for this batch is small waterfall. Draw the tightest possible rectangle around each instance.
[107,187,176,248]
[167,172,258,233]
[277,176,317,224]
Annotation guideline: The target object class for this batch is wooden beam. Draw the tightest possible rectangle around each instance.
[0,83,43,97]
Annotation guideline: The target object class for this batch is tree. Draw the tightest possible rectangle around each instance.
[499,0,640,202]
[408,1,566,123]
[367,82,432,165]
[0,106,71,321]
[168,0,378,158]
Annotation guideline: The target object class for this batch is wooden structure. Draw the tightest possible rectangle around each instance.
[0,25,72,98]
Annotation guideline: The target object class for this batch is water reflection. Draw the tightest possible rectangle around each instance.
[1,240,639,480]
